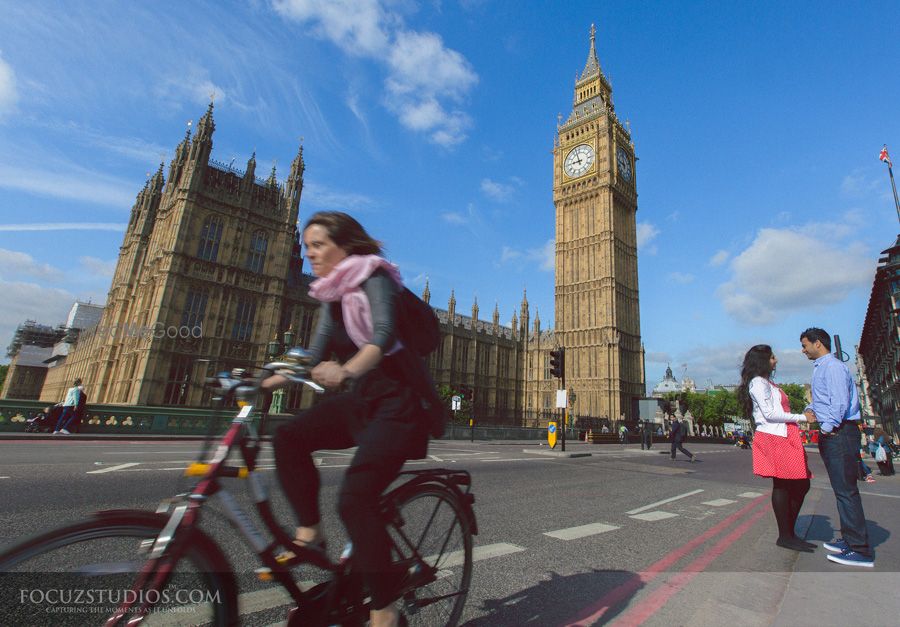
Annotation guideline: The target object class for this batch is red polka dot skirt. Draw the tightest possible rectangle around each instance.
[752,386,812,480]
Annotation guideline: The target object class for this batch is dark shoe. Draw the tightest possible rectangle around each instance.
[826,549,874,568]
[776,537,814,553]
[792,537,816,550]
[823,538,849,553]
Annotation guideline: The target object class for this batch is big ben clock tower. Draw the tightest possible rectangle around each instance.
[553,24,644,421]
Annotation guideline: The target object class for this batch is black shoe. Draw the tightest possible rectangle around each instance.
[776,537,814,553]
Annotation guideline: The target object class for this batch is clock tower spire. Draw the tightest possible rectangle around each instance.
[552,23,643,422]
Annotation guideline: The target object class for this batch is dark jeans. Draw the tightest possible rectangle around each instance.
[273,394,409,609]
[54,406,76,432]
[818,424,871,556]
[641,431,652,450]
[671,440,692,459]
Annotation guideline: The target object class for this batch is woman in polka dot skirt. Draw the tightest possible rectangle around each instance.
[737,345,815,553]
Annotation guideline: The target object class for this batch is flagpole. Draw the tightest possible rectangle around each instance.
[890,163,900,225]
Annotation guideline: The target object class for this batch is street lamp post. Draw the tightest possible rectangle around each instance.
[266,328,296,414]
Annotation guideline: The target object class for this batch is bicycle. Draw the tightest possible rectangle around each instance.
[0,349,477,626]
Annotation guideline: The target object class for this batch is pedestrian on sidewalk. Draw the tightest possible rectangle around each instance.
[53,378,82,435]
[669,414,695,462]
[801,327,874,568]
[738,345,814,553]
[640,419,653,450]
[872,426,895,476]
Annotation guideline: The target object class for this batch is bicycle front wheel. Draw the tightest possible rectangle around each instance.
[389,485,473,627]
[0,510,238,626]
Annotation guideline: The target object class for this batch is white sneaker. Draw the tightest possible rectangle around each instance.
[60,429,71,435]
[52,430,60,434]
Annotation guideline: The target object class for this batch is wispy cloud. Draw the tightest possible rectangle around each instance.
[636,222,660,255]
[668,272,695,284]
[498,238,554,272]
[0,160,137,208]
[709,250,729,267]
[481,179,519,202]
[78,256,117,278]
[0,52,17,118]
[0,223,126,232]
[303,181,376,212]
[0,248,63,281]
[274,0,478,147]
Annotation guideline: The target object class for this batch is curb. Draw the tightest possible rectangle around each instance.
[521,449,592,458]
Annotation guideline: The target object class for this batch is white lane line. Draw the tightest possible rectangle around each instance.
[625,489,704,515]
[480,458,555,463]
[737,491,764,498]
[438,542,526,568]
[87,462,141,474]
[0,476,10,479]
[544,523,620,540]
[630,511,678,522]
[429,454,444,462]
[702,499,737,507]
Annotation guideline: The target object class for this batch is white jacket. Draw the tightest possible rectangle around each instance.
[749,376,804,437]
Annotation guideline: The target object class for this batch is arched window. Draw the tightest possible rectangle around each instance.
[245,230,268,273]
[197,215,223,262]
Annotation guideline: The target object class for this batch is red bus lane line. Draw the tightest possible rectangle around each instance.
[610,506,769,626]
[562,494,768,626]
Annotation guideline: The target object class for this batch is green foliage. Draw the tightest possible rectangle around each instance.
[437,384,472,425]
[779,383,808,414]
[0,364,7,392]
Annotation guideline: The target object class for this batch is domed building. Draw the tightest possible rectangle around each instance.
[652,365,681,396]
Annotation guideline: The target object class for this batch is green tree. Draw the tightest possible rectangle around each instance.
[437,384,472,425]
[0,364,7,392]
[780,383,808,414]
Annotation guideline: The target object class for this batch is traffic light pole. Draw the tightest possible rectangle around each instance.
[561,367,566,452]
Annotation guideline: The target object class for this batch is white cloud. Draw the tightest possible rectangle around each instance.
[0,53,18,117]
[665,343,816,387]
[667,211,680,222]
[274,0,477,146]
[646,351,672,364]
[498,238,554,272]
[709,250,729,267]
[0,223,126,232]
[717,227,873,325]
[153,66,227,111]
[0,280,75,359]
[0,248,63,281]
[441,212,466,225]
[669,272,695,285]
[303,181,376,211]
[0,161,136,208]
[78,256,117,278]
[636,222,659,255]
[480,178,516,202]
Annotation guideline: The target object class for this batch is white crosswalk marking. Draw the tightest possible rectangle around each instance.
[702,499,737,507]
[626,489,704,515]
[738,491,764,498]
[87,462,141,474]
[544,522,620,540]
[630,511,678,521]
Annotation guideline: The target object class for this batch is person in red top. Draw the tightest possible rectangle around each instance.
[737,345,815,552]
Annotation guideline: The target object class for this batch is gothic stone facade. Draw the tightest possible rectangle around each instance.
[30,27,642,425]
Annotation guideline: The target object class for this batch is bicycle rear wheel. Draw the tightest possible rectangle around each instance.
[388,485,473,627]
[0,511,237,626]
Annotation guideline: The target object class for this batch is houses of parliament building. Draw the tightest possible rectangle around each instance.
[5,26,645,426]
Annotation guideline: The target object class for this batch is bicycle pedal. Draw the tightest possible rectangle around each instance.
[255,567,274,582]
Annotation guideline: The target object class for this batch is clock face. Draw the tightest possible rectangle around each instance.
[564,144,595,178]
[616,147,633,182]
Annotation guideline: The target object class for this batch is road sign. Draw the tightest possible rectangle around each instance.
[548,421,558,449]
[555,389,567,409]
[451,395,461,411]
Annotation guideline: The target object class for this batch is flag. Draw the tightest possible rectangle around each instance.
[880,144,893,167]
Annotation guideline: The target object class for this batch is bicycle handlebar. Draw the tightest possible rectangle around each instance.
[204,347,325,402]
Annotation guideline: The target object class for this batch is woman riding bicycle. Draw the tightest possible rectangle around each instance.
[262,211,431,627]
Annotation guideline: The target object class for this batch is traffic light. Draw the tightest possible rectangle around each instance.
[549,347,565,380]
[459,386,473,402]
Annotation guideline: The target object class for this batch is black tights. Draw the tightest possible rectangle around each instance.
[771,477,810,540]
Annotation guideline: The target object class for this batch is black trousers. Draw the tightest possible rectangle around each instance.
[671,440,693,459]
[273,393,411,609]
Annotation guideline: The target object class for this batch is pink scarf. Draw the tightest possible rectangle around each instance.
[308,254,404,354]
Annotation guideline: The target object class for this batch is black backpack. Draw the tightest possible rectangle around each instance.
[396,287,440,356]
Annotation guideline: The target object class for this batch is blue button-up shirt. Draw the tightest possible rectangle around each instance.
[805,353,860,433]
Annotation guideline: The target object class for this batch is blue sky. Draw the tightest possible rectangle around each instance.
[1,1,899,388]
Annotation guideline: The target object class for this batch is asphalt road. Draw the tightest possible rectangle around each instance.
[1,438,899,626]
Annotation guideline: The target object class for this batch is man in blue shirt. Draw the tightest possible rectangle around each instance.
[801,328,873,567]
